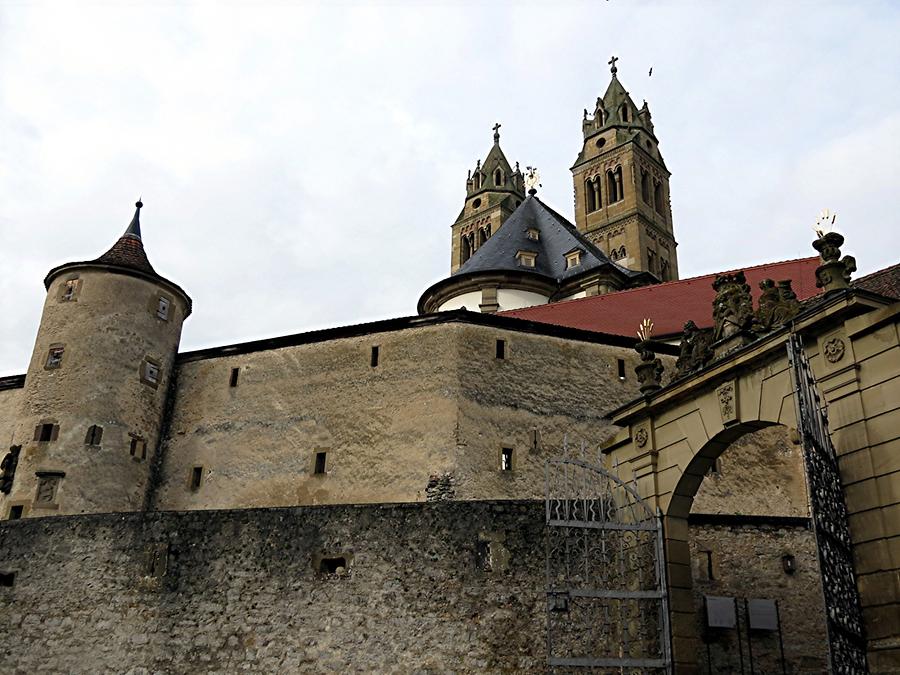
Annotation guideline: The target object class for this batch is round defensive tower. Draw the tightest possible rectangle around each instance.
[6,201,191,516]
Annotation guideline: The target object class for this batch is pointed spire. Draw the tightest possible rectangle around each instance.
[93,199,156,274]
[124,199,143,239]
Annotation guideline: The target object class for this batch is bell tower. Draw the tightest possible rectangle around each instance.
[450,124,525,273]
[572,57,678,281]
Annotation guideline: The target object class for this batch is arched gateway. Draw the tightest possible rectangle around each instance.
[597,238,899,673]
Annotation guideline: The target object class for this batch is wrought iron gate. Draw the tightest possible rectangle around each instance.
[545,447,671,672]
[787,333,868,673]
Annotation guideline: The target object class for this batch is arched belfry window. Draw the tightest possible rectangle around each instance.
[494,169,503,186]
[478,227,489,246]
[461,234,472,264]
[473,173,482,190]
[641,171,650,203]
[607,167,623,204]
[654,181,665,216]
[586,179,596,213]
[620,104,629,122]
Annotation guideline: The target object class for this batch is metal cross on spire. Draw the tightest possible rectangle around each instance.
[492,122,501,143]
[609,55,618,76]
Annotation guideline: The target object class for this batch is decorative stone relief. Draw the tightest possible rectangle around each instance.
[823,337,846,364]
[754,279,801,332]
[634,427,649,448]
[674,320,713,378]
[716,381,738,425]
[712,272,755,342]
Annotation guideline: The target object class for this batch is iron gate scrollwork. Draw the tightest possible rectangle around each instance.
[545,447,671,673]
[787,333,868,673]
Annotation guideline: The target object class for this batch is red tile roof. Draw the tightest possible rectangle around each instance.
[853,262,900,299]
[501,257,823,338]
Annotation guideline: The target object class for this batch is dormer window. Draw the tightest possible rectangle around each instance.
[525,228,540,242]
[565,250,582,269]
[494,168,504,186]
[516,250,537,268]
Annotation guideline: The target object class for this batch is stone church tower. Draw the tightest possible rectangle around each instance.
[572,58,678,281]
[450,124,525,273]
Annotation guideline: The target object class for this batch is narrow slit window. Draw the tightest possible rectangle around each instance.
[8,505,23,520]
[703,551,715,580]
[495,339,506,360]
[371,346,379,368]
[129,436,146,461]
[314,451,327,475]
[85,425,103,446]
[229,367,240,387]
[190,466,203,490]
[617,358,626,380]
[500,447,513,471]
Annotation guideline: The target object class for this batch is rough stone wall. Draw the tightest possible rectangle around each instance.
[0,501,547,673]
[689,523,828,673]
[3,269,186,518]
[453,324,660,500]
[692,426,809,517]
[155,324,460,510]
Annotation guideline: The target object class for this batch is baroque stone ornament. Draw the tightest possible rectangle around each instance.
[712,271,755,343]
[754,278,801,332]
[0,445,20,494]
[823,337,846,364]
[716,381,738,425]
[813,211,856,293]
[674,320,713,378]
[635,428,649,448]
[634,318,664,395]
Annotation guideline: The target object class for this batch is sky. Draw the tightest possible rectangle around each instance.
[1,0,899,375]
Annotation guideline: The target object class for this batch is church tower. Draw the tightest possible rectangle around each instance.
[450,124,525,273]
[572,57,678,281]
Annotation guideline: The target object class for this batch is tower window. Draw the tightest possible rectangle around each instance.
[585,179,596,212]
[500,448,513,471]
[495,339,506,360]
[34,423,58,442]
[472,197,482,209]
[141,359,160,387]
[371,346,379,368]
[45,346,64,369]
[494,168,503,186]
[460,233,473,264]
[156,297,170,321]
[660,259,670,282]
[596,137,606,148]
[617,358,626,380]
[61,278,80,302]
[478,227,488,246]
[8,505,23,520]
[607,168,623,204]
[230,367,240,387]
[641,171,650,203]
[648,249,657,275]
[129,435,146,461]
[654,181,665,216]
[190,466,203,490]
[314,451,327,475]
[85,425,103,446]
[620,104,629,122]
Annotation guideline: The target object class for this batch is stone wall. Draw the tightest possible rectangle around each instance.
[688,522,828,674]
[154,322,657,511]
[0,501,547,673]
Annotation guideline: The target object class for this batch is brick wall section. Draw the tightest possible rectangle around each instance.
[0,501,547,673]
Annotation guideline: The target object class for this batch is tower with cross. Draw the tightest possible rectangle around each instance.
[448,123,525,273]
[571,57,679,281]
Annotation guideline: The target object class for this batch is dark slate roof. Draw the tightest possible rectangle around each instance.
[453,194,640,283]
[94,201,156,274]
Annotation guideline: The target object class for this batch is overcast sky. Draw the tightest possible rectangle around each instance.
[1,1,898,375]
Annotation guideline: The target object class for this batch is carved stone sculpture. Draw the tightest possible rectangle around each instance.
[0,445,21,494]
[674,320,713,378]
[712,271,755,342]
[754,279,801,332]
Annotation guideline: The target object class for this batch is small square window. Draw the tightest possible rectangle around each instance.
[34,423,57,443]
[500,448,513,471]
[61,279,79,302]
[157,297,170,321]
[46,347,64,369]
[314,452,327,475]
[565,251,582,269]
[8,505,23,520]
[526,228,540,241]
[130,436,146,461]
[143,361,160,386]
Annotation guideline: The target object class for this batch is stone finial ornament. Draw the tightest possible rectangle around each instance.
[524,167,541,196]
[674,320,713,378]
[634,318,664,395]
[813,210,856,293]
